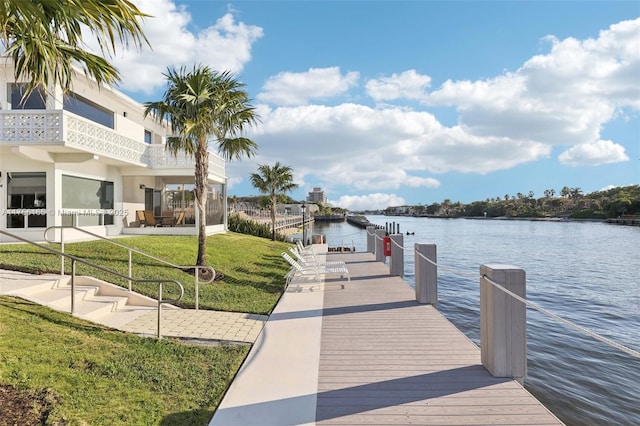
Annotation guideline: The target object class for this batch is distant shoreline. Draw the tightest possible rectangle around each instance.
[364,214,639,226]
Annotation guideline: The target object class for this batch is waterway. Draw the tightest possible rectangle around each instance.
[308,215,640,426]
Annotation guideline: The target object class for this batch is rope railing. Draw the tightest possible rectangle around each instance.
[365,228,640,359]
[482,274,640,359]
[415,249,478,279]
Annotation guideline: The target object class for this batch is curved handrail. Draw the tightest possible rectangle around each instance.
[0,229,183,338]
[44,226,214,309]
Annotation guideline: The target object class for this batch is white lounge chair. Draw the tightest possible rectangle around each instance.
[288,247,345,267]
[281,252,349,288]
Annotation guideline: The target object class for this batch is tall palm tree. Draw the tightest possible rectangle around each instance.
[249,162,298,241]
[0,0,149,97]
[145,65,259,266]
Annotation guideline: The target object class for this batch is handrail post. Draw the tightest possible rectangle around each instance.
[195,267,200,310]
[128,249,132,291]
[415,244,437,304]
[60,228,65,275]
[389,234,404,277]
[366,226,376,253]
[375,229,386,262]
[70,259,76,314]
[480,264,527,382]
[157,282,163,339]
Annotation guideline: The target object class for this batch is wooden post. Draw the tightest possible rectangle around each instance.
[366,226,376,253]
[389,234,404,277]
[375,229,386,262]
[480,264,527,381]
[415,244,437,304]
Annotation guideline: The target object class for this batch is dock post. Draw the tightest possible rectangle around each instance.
[480,264,527,382]
[415,244,437,304]
[389,234,404,276]
[366,226,376,253]
[375,229,386,262]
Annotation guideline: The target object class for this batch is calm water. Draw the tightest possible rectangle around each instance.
[310,216,640,426]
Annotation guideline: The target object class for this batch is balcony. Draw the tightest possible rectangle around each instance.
[0,110,224,177]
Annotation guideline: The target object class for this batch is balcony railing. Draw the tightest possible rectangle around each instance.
[0,110,225,177]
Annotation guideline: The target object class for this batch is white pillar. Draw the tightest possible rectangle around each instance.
[366,226,376,253]
[389,234,404,277]
[480,264,527,381]
[415,244,437,304]
[375,228,386,262]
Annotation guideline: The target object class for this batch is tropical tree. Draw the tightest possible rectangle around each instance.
[249,162,298,241]
[145,66,259,266]
[0,0,148,98]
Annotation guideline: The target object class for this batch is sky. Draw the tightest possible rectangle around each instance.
[103,0,639,210]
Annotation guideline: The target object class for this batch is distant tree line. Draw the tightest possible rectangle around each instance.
[386,185,640,219]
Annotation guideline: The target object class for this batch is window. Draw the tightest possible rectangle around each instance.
[63,92,114,129]
[6,172,47,228]
[62,175,114,226]
[144,130,153,144]
[206,183,225,225]
[9,84,46,109]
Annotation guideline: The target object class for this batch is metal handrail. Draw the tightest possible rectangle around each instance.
[0,229,183,338]
[44,226,215,309]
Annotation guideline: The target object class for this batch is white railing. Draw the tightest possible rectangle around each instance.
[0,110,225,175]
[145,144,225,177]
[65,113,147,164]
[1,110,63,143]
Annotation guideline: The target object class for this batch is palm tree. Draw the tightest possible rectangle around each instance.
[249,162,298,241]
[145,65,259,266]
[0,0,148,98]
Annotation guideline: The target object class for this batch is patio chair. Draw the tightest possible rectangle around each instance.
[136,210,147,227]
[281,252,349,287]
[174,211,185,226]
[143,210,159,227]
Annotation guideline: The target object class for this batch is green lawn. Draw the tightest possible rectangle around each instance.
[0,232,293,424]
[0,296,249,425]
[0,232,292,314]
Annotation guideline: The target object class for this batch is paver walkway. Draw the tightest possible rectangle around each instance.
[121,309,267,342]
[211,248,563,425]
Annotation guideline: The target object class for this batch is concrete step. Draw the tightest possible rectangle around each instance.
[0,269,181,330]
[48,288,130,319]
[0,270,69,296]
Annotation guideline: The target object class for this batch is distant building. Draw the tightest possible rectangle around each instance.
[307,187,327,204]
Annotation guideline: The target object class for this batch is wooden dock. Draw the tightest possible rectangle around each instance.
[316,251,563,425]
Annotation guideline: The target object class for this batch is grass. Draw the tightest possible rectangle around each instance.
[0,232,293,314]
[0,296,249,425]
[0,232,294,424]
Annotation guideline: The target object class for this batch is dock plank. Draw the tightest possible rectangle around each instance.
[316,251,562,425]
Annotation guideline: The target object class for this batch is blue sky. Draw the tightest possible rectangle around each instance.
[110,1,639,210]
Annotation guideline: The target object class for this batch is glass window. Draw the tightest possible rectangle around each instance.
[62,175,114,226]
[9,84,46,109]
[144,130,152,143]
[206,183,224,225]
[63,92,114,129]
[6,172,47,228]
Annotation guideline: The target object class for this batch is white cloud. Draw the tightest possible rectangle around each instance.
[558,140,629,166]
[427,18,640,156]
[328,193,406,211]
[366,70,432,102]
[88,0,263,95]
[257,67,359,106]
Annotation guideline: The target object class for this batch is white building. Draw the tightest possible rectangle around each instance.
[0,59,227,242]
[307,187,326,204]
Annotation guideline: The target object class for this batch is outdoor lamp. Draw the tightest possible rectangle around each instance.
[301,204,306,245]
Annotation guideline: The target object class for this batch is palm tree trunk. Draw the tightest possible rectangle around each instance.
[195,142,209,266]
[270,194,277,241]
